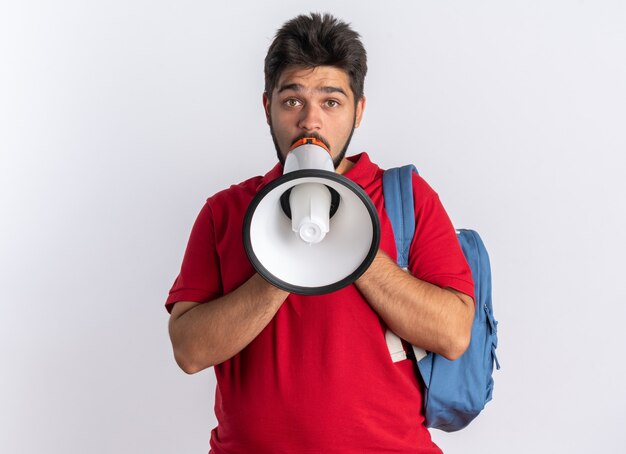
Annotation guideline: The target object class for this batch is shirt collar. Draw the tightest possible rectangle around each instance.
[342,152,380,189]
[255,162,284,192]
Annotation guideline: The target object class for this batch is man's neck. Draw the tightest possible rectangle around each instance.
[336,158,354,175]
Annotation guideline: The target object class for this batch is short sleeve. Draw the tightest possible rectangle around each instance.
[165,201,223,313]
[408,174,475,300]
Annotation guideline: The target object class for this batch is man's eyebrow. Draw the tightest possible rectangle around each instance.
[277,83,303,93]
[277,83,348,97]
[318,86,348,97]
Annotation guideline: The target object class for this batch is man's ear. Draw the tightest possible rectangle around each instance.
[262,92,271,125]
[355,96,366,128]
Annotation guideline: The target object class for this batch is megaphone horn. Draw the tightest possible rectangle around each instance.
[243,138,380,295]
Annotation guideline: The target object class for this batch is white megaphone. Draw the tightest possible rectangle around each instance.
[243,138,380,295]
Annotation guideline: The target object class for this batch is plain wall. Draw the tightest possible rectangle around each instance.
[1,1,625,452]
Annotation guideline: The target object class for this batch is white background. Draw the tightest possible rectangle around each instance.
[1,1,625,453]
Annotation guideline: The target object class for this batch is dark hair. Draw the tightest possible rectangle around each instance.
[264,13,367,103]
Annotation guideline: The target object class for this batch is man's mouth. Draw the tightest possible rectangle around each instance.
[290,132,331,152]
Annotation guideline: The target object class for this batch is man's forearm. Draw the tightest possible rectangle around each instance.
[355,251,474,360]
[168,274,289,373]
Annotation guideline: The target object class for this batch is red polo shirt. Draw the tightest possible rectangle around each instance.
[167,153,474,453]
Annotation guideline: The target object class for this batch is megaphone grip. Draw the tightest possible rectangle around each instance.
[289,183,331,244]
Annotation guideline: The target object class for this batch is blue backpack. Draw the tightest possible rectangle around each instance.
[382,165,500,432]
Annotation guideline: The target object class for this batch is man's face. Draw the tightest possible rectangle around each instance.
[263,66,365,172]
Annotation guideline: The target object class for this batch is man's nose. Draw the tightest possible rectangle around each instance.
[297,104,322,131]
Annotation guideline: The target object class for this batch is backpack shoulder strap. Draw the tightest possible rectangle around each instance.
[382,165,428,363]
[382,165,418,269]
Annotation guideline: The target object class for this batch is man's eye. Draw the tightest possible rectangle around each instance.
[325,100,340,108]
[284,99,301,107]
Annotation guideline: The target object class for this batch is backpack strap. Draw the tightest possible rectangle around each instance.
[382,165,418,269]
[382,165,427,363]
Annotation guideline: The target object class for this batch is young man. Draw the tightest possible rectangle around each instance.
[167,13,474,454]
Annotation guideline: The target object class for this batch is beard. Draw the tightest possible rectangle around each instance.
[269,116,357,170]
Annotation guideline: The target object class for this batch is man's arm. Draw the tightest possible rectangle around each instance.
[168,273,289,374]
[354,250,474,361]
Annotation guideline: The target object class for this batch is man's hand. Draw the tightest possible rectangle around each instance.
[354,250,474,360]
[168,274,289,373]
